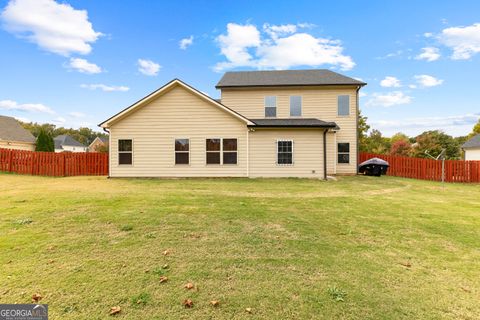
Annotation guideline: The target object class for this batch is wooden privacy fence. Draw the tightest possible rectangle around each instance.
[0,149,108,176]
[360,152,480,183]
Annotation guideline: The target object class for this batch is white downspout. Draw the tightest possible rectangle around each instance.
[246,128,250,177]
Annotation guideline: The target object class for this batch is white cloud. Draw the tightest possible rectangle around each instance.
[414,74,443,87]
[0,99,55,114]
[415,47,441,62]
[52,116,66,124]
[179,35,194,50]
[408,84,417,89]
[80,84,129,92]
[14,116,30,123]
[0,0,101,56]
[371,113,480,136]
[365,91,412,107]
[215,22,354,71]
[68,58,102,74]
[137,59,161,76]
[380,76,401,88]
[359,92,367,97]
[263,23,297,39]
[68,111,85,118]
[438,23,480,60]
[424,32,433,38]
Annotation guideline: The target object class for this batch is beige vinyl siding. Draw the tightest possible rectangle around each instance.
[465,148,480,161]
[249,129,324,178]
[221,86,358,174]
[109,85,248,177]
[0,141,35,151]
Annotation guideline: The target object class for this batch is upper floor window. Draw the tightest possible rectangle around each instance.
[175,139,189,165]
[337,143,350,164]
[277,140,293,165]
[118,139,133,165]
[338,95,350,116]
[265,96,277,117]
[290,96,302,117]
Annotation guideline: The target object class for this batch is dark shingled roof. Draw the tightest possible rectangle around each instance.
[0,115,36,143]
[249,118,338,129]
[216,69,366,88]
[462,134,480,149]
[54,135,86,149]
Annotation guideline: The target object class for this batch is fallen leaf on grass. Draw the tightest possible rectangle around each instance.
[210,300,220,307]
[109,306,121,315]
[245,307,252,313]
[182,299,193,308]
[399,261,412,268]
[162,264,169,269]
[163,250,170,256]
[159,276,168,283]
[32,293,42,302]
[461,287,471,293]
[184,283,194,290]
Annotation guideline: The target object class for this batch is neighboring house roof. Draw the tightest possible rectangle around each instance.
[88,136,108,148]
[99,79,254,128]
[249,118,338,129]
[462,134,480,149]
[54,135,86,149]
[216,69,366,88]
[0,115,35,143]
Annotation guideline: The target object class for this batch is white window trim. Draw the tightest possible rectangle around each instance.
[276,139,294,166]
[264,96,277,118]
[222,138,238,166]
[205,138,239,166]
[337,95,350,117]
[118,138,133,166]
[337,142,350,164]
[289,95,302,117]
[174,138,190,166]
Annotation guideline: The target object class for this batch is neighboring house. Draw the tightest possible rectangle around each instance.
[99,69,366,179]
[0,115,36,151]
[54,135,87,153]
[462,134,480,160]
[88,136,108,152]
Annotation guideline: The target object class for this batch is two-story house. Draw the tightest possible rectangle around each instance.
[99,69,366,178]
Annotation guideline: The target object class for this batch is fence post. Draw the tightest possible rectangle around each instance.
[8,149,13,172]
[63,153,66,177]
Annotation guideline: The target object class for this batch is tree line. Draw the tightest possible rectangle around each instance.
[358,111,480,160]
[19,121,108,152]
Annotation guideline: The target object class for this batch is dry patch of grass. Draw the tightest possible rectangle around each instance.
[0,173,479,319]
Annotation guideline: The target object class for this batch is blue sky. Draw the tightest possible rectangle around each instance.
[0,0,479,136]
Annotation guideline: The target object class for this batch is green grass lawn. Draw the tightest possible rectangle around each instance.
[1,174,479,319]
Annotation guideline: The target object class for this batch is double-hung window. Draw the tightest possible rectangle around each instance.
[118,139,133,165]
[206,138,238,165]
[290,96,302,117]
[337,143,350,164]
[175,139,189,165]
[223,139,237,164]
[277,140,293,165]
[265,96,277,117]
[206,139,221,164]
[337,95,350,116]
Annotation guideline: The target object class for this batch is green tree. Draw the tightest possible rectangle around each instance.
[468,119,480,138]
[358,109,371,152]
[35,130,54,152]
[364,129,391,154]
[411,130,461,160]
[390,132,410,144]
